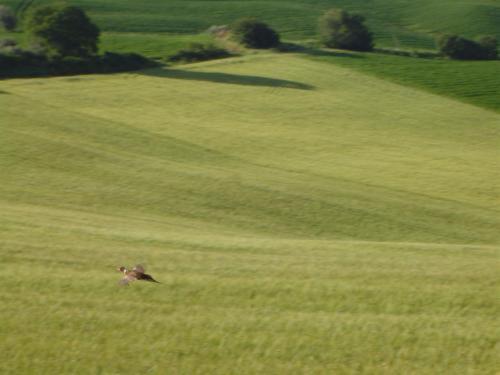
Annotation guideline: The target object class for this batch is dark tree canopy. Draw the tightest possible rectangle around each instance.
[437,34,498,60]
[0,5,17,31]
[319,9,373,52]
[231,18,280,49]
[477,35,498,60]
[25,5,100,57]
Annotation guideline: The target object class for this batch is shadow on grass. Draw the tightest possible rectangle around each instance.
[140,68,314,90]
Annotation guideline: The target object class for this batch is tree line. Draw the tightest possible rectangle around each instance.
[0,3,497,78]
[231,10,497,60]
[0,4,156,77]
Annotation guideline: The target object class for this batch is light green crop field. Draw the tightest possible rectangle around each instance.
[1,54,499,373]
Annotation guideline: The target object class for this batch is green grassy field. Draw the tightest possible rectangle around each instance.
[3,0,498,112]
[1,54,499,373]
[306,49,500,112]
[4,0,500,48]
[99,33,213,60]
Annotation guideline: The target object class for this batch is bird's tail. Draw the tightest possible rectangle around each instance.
[143,274,160,283]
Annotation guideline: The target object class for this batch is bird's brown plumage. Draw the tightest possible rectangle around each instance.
[117,264,160,285]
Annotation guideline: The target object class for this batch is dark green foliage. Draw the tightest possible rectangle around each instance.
[46,53,151,75]
[0,46,46,77]
[15,0,37,15]
[1,4,154,79]
[477,35,498,60]
[0,38,17,49]
[99,52,155,71]
[0,49,156,78]
[437,34,498,60]
[437,35,480,59]
[0,5,16,30]
[24,5,100,57]
[231,18,280,49]
[319,9,373,52]
[169,43,231,63]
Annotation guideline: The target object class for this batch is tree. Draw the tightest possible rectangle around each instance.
[0,5,16,31]
[231,18,280,49]
[477,35,498,60]
[437,34,478,59]
[319,9,373,51]
[25,5,100,57]
[437,34,497,60]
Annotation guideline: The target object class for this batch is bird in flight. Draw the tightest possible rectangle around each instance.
[117,264,160,285]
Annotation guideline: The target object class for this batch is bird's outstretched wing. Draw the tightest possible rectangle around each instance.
[133,264,145,273]
[119,274,137,286]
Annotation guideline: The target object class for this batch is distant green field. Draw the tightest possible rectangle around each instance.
[0,29,212,60]
[1,54,499,373]
[3,0,498,112]
[99,32,213,60]
[307,50,500,112]
[4,0,500,48]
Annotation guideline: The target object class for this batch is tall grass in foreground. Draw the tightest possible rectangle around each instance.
[1,212,498,374]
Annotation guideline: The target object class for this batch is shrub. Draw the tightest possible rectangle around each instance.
[0,46,47,72]
[437,34,498,60]
[48,55,96,74]
[231,18,280,49]
[0,5,16,31]
[477,35,498,60]
[99,52,155,72]
[0,49,155,78]
[0,53,21,70]
[437,34,480,59]
[319,9,373,51]
[24,4,100,58]
[0,38,17,49]
[169,43,231,63]
[47,52,155,74]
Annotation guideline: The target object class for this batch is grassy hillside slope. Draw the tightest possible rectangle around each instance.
[1,54,499,373]
[306,50,500,112]
[2,54,499,243]
[5,0,500,49]
[4,0,498,113]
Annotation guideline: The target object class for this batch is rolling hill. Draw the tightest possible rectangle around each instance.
[1,54,499,373]
[3,0,498,113]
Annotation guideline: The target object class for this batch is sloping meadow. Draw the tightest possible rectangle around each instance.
[1,54,499,373]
